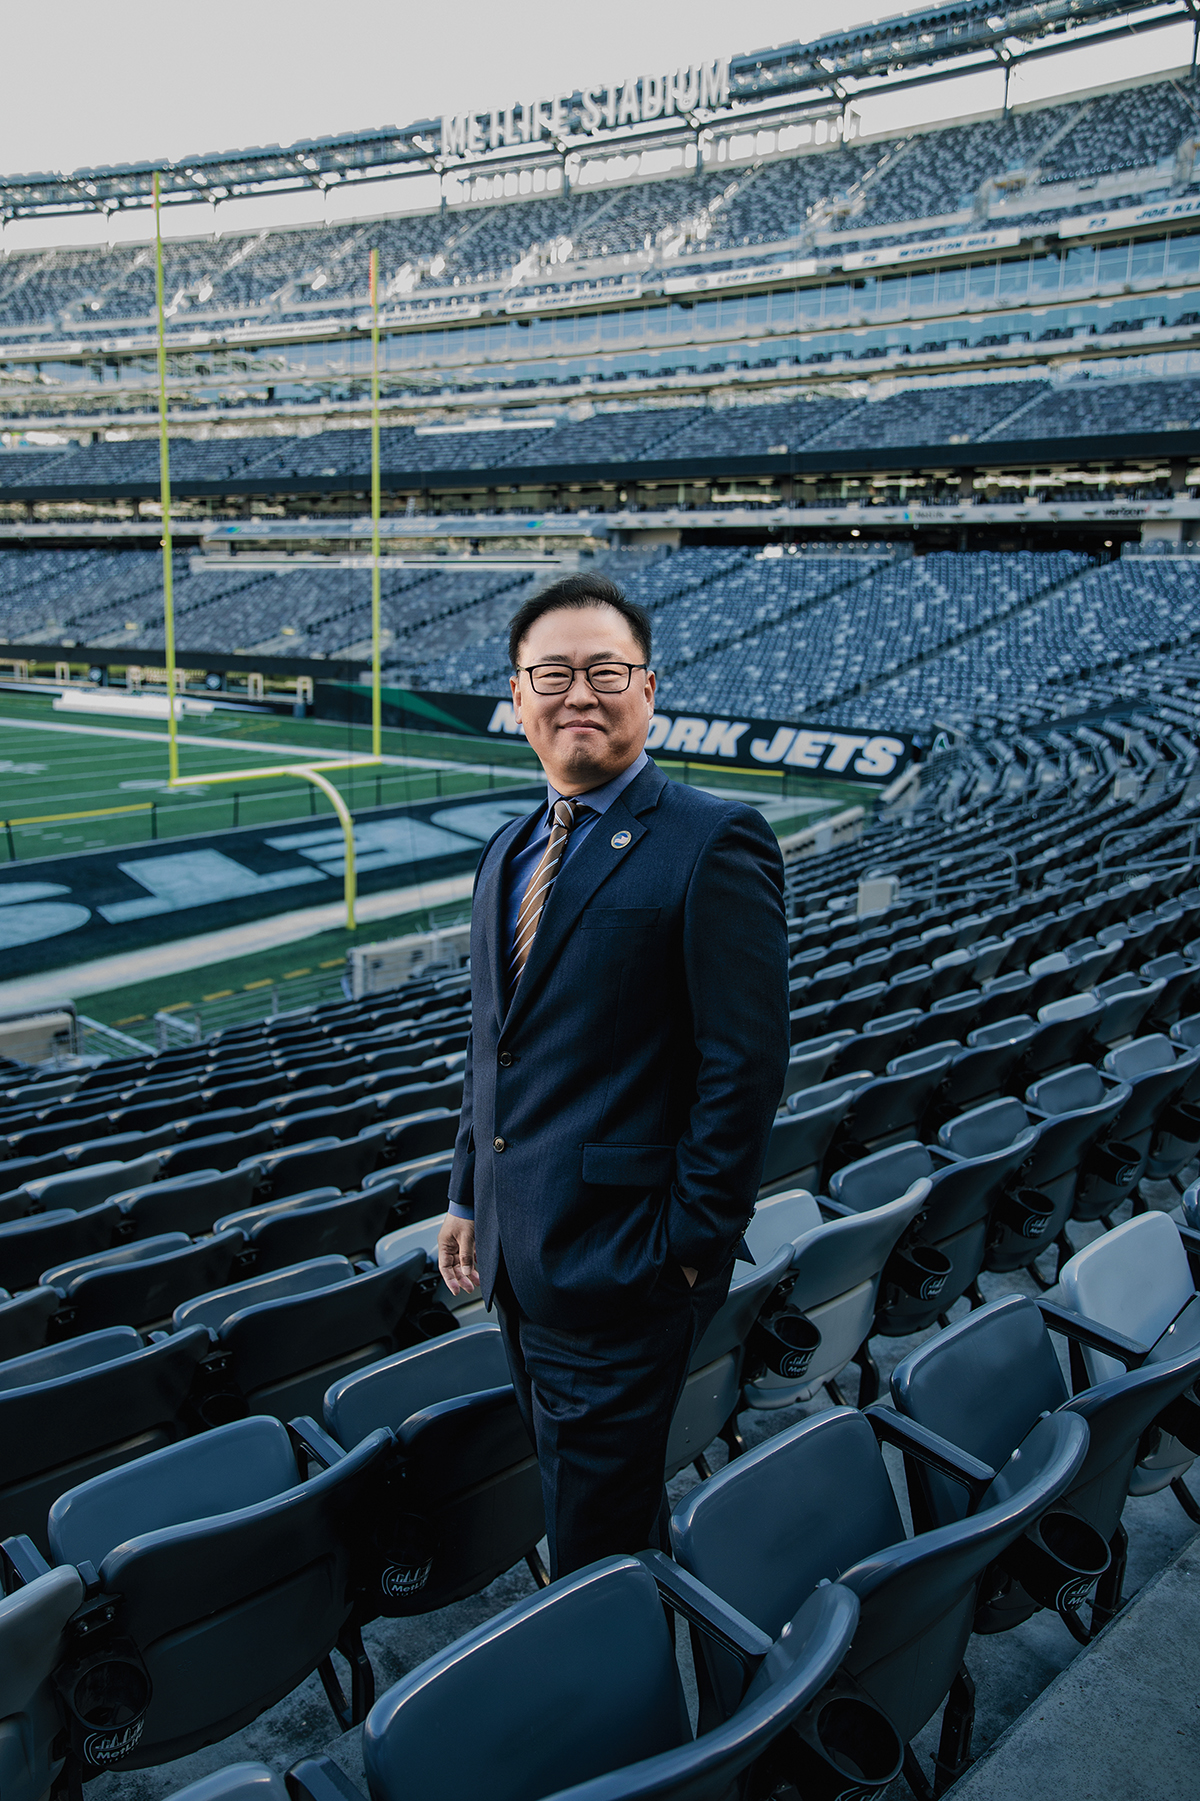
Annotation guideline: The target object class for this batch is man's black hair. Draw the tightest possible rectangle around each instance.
[507,572,652,670]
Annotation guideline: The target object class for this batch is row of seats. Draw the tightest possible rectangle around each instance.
[0,75,1193,338]
[3,1202,1198,1800]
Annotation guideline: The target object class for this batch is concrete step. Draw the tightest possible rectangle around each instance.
[948,1532,1200,1799]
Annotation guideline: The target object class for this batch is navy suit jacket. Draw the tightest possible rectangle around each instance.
[447,758,790,1330]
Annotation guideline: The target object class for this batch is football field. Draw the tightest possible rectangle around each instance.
[0,689,539,864]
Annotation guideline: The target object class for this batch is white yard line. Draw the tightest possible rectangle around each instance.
[0,873,477,1012]
[0,712,531,778]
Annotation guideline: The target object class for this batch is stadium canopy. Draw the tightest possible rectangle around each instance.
[0,0,1192,219]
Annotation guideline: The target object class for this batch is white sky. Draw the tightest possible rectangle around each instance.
[1,0,1193,176]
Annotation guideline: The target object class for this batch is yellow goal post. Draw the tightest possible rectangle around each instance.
[152,183,386,928]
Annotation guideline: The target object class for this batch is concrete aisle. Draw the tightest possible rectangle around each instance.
[948,1533,1200,1800]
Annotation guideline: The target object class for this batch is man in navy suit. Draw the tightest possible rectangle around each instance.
[438,572,788,1577]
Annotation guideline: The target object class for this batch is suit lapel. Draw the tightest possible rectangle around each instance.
[503,762,667,1031]
[477,807,544,1030]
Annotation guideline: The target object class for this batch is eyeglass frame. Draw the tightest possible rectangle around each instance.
[516,660,651,695]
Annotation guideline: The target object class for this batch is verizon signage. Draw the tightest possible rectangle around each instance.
[440,60,730,158]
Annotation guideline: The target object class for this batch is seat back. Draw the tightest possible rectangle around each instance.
[786,1183,930,1317]
[22,1156,163,1213]
[363,1558,690,1801]
[1060,1213,1196,1386]
[48,1417,393,1770]
[218,1252,429,1419]
[324,1323,511,1447]
[46,1230,246,1335]
[891,1295,1069,1523]
[246,1185,400,1272]
[0,1202,123,1293]
[0,1564,87,1801]
[0,1326,142,1394]
[937,1096,1032,1161]
[172,1255,353,1334]
[115,1166,262,1238]
[741,1190,822,1264]
[0,1288,59,1364]
[689,1245,795,1370]
[828,1142,932,1214]
[0,1328,212,1552]
[764,1083,859,1190]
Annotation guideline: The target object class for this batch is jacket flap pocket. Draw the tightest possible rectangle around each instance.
[582,1142,675,1187]
[580,908,661,929]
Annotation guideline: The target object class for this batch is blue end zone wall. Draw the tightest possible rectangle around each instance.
[0,786,544,978]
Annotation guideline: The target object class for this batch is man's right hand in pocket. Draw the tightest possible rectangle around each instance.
[438,1214,481,1296]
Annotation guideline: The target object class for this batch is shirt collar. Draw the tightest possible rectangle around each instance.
[546,748,649,818]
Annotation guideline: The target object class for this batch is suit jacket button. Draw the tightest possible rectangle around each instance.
[498,1052,512,1067]
[493,1136,506,1152]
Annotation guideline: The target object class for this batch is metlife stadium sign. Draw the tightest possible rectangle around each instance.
[440,61,730,158]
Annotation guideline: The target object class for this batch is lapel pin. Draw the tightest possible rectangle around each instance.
[610,829,632,848]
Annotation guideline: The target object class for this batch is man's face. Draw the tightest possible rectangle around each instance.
[511,602,655,794]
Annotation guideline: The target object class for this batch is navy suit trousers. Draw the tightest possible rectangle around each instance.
[493,1251,734,1579]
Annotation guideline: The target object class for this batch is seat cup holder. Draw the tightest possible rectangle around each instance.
[377,1511,438,1609]
[788,1693,905,1798]
[995,1186,1056,1241]
[1002,1510,1111,1616]
[56,1637,153,1771]
[887,1243,952,1301]
[749,1308,822,1381]
[1151,1103,1200,1171]
[1078,1140,1140,1210]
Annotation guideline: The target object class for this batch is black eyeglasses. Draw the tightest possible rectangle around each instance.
[518,661,649,695]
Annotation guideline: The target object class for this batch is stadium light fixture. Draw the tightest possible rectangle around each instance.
[150,172,384,930]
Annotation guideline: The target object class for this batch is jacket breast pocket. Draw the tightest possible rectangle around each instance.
[580,909,661,929]
[582,1143,675,1188]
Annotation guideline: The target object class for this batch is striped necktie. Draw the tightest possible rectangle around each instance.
[510,797,579,987]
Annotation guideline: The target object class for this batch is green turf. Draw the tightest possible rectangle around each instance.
[76,903,459,1039]
[0,691,862,864]
[0,691,537,862]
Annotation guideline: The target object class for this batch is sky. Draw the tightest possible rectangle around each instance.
[2,0,1194,176]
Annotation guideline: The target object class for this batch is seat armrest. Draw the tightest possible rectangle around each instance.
[863,1404,995,1507]
[817,1198,855,1219]
[287,1757,366,1801]
[636,1551,773,1672]
[287,1416,349,1471]
[1036,1299,1149,1371]
[1,1534,52,1590]
[1178,1224,1200,1289]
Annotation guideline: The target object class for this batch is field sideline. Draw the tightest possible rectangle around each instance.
[0,690,539,862]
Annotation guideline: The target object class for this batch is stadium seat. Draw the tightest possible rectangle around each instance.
[1057,1213,1200,1521]
[34,1414,395,1764]
[820,1045,958,1181]
[670,1404,1087,1794]
[286,1557,857,1801]
[0,1287,60,1363]
[174,1249,436,1420]
[665,1244,796,1478]
[740,1178,928,1410]
[319,1322,543,1610]
[0,1326,211,1551]
[766,1075,870,1193]
[892,1293,1200,1637]
[220,1183,401,1271]
[242,1134,380,1198]
[1100,1034,1200,1190]
[0,1201,125,1294]
[114,1164,263,1237]
[41,1228,246,1335]
[0,1560,86,1801]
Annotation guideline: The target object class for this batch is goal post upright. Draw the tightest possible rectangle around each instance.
[152,170,178,785]
[150,242,392,933]
[369,247,383,760]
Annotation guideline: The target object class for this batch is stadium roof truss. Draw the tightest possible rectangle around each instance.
[0,0,1195,220]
